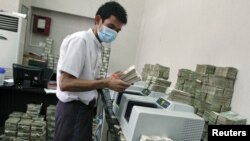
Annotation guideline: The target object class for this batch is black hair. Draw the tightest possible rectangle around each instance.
[96,1,127,24]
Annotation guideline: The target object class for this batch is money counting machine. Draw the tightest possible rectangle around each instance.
[112,81,166,118]
[119,94,205,141]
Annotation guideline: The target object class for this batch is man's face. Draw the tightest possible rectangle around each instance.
[99,15,124,33]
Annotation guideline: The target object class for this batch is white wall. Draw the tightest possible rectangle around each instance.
[19,0,33,53]
[0,0,19,12]
[108,0,145,72]
[19,0,32,12]
[31,0,109,18]
[136,0,250,123]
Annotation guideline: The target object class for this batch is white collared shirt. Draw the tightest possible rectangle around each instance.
[56,28,102,105]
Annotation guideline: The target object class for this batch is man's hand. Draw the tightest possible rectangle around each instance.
[105,76,130,92]
[112,71,124,79]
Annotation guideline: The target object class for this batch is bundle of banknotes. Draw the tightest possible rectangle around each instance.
[119,65,141,84]
[99,47,111,78]
[214,67,238,80]
[16,119,33,140]
[167,88,195,106]
[201,85,233,107]
[30,121,46,141]
[4,117,20,140]
[141,64,171,93]
[8,112,24,119]
[203,111,220,124]
[204,75,235,89]
[141,64,170,81]
[216,111,247,125]
[46,105,56,141]
[146,76,171,93]
[26,103,43,118]
[195,64,216,74]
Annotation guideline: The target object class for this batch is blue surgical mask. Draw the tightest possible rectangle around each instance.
[97,25,117,43]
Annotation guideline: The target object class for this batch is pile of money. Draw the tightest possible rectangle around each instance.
[26,104,42,118]
[3,103,48,141]
[46,105,56,141]
[217,111,247,125]
[8,112,24,118]
[41,38,59,71]
[150,64,170,79]
[176,69,205,97]
[201,85,233,107]
[146,76,171,93]
[203,111,219,124]
[177,69,193,79]
[141,64,154,81]
[146,76,171,86]
[30,121,46,141]
[119,65,141,84]
[175,69,193,91]
[214,67,238,80]
[99,47,111,78]
[141,64,170,81]
[167,88,195,105]
[4,117,20,140]
[175,65,237,112]
[174,64,242,141]
[204,75,235,89]
[32,115,45,122]
[195,64,216,74]
[141,64,171,93]
[17,119,33,140]
[21,113,32,120]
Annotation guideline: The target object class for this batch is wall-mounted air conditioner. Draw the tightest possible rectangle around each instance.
[0,12,27,68]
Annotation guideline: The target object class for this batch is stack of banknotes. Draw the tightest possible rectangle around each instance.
[119,65,141,84]
[46,105,56,141]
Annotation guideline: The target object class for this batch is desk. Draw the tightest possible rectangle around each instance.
[0,86,58,127]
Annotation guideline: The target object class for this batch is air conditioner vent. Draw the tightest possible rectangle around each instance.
[0,14,19,32]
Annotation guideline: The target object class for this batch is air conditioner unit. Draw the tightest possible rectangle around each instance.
[0,12,27,68]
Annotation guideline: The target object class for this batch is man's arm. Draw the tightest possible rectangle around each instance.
[59,71,130,92]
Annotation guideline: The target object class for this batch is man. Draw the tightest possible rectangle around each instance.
[54,1,129,141]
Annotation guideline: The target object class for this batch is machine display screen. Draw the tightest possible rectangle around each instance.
[156,98,170,109]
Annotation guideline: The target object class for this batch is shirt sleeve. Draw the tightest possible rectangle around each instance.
[59,36,86,78]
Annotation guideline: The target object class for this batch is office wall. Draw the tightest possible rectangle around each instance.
[30,0,146,73]
[0,0,143,74]
[31,0,109,18]
[26,0,144,73]
[135,0,250,123]
[0,0,19,12]
[26,8,94,55]
[108,0,145,72]
[19,0,32,11]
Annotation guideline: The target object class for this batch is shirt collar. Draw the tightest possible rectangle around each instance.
[88,28,102,49]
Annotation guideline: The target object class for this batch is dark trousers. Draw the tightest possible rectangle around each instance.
[53,100,95,141]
